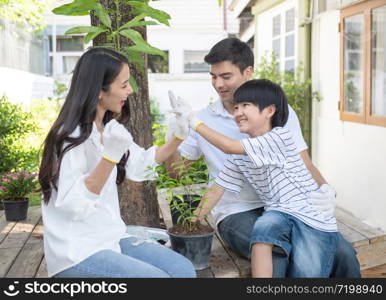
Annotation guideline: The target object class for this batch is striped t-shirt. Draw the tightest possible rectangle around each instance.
[215,127,337,232]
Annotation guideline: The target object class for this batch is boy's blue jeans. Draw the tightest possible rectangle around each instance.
[250,210,338,277]
[54,237,196,278]
[218,207,361,278]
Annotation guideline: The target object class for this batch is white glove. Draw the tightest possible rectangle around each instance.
[168,90,204,131]
[168,90,193,116]
[308,184,337,219]
[188,112,204,131]
[102,119,133,164]
[166,116,189,140]
[165,118,178,141]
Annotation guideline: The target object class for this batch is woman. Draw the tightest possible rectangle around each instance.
[39,47,195,278]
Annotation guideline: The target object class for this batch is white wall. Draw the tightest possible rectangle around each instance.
[0,67,54,106]
[147,0,238,115]
[148,73,217,115]
[311,10,386,231]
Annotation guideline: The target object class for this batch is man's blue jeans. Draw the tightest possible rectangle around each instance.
[54,237,196,278]
[217,208,361,278]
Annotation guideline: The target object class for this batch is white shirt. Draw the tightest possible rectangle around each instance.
[42,123,158,277]
[178,100,308,226]
[216,127,337,232]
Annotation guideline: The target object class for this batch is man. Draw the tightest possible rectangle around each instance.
[166,38,360,277]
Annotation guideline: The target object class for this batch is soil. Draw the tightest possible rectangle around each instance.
[168,222,214,235]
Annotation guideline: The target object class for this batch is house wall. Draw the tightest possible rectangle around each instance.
[147,0,238,114]
[0,67,54,106]
[0,20,54,104]
[311,10,386,231]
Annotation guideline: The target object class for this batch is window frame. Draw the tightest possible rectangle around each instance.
[183,50,210,73]
[270,6,297,73]
[340,0,386,127]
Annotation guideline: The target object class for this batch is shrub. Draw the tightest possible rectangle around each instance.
[254,53,321,147]
[0,171,38,200]
[0,95,39,174]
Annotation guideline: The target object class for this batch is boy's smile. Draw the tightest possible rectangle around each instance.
[233,102,275,137]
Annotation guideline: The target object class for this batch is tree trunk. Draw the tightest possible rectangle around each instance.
[91,1,160,227]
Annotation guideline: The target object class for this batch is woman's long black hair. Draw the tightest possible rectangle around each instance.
[233,79,289,128]
[39,47,130,204]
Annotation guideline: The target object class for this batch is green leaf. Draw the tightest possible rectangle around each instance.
[65,26,104,35]
[84,29,107,44]
[217,0,223,7]
[126,44,166,57]
[53,0,99,16]
[128,76,139,93]
[95,4,112,28]
[120,20,158,30]
[119,13,146,30]
[119,29,147,45]
[127,52,145,65]
[126,1,170,26]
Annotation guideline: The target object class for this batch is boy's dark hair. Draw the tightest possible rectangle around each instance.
[234,79,289,128]
[204,38,254,73]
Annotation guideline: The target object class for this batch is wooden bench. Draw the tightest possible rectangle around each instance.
[0,194,385,278]
[158,186,386,277]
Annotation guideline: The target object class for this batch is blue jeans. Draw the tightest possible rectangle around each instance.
[250,210,338,277]
[54,237,196,278]
[217,208,361,278]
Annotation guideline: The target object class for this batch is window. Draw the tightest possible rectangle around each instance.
[271,7,296,73]
[63,56,80,74]
[148,51,169,73]
[340,0,386,127]
[49,36,84,52]
[48,35,85,76]
[184,51,209,73]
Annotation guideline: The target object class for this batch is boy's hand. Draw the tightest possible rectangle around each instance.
[188,112,204,131]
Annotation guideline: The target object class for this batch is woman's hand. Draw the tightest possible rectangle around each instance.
[168,90,204,131]
[102,119,133,164]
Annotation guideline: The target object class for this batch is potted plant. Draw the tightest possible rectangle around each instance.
[0,171,38,221]
[154,158,215,270]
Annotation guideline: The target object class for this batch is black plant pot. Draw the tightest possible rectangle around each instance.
[170,194,200,225]
[2,198,29,221]
[167,230,214,270]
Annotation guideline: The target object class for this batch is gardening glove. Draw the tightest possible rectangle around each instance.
[168,90,204,131]
[165,115,190,141]
[188,111,204,131]
[168,90,193,117]
[165,118,178,141]
[308,184,337,219]
[102,119,133,164]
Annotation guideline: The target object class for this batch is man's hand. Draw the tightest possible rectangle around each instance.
[308,184,337,219]
[166,116,189,140]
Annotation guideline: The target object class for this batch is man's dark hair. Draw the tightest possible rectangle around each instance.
[234,79,289,128]
[204,38,254,73]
